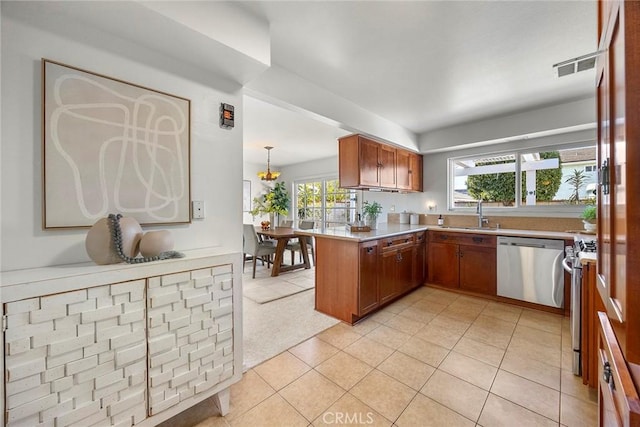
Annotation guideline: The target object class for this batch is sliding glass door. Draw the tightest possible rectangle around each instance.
[295,178,356,228]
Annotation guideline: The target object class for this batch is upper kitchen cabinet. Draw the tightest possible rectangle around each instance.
[338,134,422,192]
[596,0,640,364]
[396,150,423,192]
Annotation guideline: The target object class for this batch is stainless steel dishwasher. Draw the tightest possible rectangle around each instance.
[497,236,565,308]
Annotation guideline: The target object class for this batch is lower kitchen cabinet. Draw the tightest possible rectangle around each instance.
[459,244,496,295]
[1,249,242,427]
[380,245,414,305]
[427,231,496,296]
[315,230,426,324]
[427,239,459,288]
[358,240,379,316]
[413,232,427,287]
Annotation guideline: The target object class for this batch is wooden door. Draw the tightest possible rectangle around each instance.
[358,241,379,315]
[396,149,411,190]
[378,144,397,188]
[427,242,459,288]
[409,153,423,192]
[458,244,496,295]
[359,138,381,187]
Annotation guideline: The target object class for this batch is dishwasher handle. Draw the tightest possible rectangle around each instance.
[499,242,548,249]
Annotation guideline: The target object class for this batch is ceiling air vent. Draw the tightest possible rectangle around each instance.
[553,51,601,77]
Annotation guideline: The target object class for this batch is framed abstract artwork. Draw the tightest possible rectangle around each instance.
[42,59,191,228]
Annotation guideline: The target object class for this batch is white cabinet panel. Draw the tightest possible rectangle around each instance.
[4,280,147,427]
[147,264,234,416]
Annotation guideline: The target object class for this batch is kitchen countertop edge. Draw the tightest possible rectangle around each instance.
[296,224,590,242]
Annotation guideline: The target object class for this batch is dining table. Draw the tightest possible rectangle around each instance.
[255,226,311,277]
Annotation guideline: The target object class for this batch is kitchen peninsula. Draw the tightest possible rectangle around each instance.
[298,224,581,324]
[297,224,428,324]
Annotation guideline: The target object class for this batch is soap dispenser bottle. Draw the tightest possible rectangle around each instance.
[437,215,444,226]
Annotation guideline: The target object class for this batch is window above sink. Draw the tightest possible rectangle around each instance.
[449,142,597,213]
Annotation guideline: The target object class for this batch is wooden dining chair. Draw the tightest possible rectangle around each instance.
[243,224,277,278]
[286,220,315,265]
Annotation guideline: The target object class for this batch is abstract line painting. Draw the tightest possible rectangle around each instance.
[43,59,191,228]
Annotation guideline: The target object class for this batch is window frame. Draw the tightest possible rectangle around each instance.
[447,141,597,214]
[293,177,357,228]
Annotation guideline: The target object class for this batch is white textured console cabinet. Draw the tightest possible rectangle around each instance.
[0,248,242,427]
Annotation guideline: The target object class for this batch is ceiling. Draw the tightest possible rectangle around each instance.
[240,1,597,166]
[9,1,596,167]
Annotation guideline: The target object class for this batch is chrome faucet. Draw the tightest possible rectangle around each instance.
[477,200,489,228]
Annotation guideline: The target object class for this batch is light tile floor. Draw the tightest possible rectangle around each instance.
[195,287,598,426]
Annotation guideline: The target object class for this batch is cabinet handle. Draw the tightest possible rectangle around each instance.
[603,361,613,387]
[439,235,448,240]
[599,158,610,195]
[459,251,463,258]
[472,237,483,243]
[387,240,393,246]
[396,252,403,262]
[366,247,374,254]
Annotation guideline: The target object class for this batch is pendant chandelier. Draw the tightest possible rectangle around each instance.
[257,146,281,181]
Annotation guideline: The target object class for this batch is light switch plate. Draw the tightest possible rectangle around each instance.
[192,201,205,219]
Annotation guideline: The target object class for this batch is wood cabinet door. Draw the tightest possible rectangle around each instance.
[396,149,411,190]
[413,234,426,287]
[358,242,379,315]
[378,144,397,188]
[427,241,459,288]
[596,0,640,365]
[597,312,640,426]
[380,249,400,304]
[409,153,423,192]
[396,246,415,295]
[459,244,496,295]
[582,262,606,388]
[359,138,381,187]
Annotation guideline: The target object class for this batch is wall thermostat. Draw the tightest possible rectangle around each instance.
[220,103,234,129]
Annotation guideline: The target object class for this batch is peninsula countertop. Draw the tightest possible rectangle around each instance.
[296,223,591,242]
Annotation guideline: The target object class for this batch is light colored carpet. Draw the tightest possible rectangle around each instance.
[242,267,315,304]
[242,264,339,370]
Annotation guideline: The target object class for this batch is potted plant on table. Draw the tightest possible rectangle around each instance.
[249,182,290,229]
[581,205,597,232]
[362,201,383,230]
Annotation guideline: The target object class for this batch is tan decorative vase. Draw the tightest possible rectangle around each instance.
[85,216,143,265]
[139,230,174,258]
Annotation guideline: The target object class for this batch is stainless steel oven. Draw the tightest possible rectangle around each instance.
[562,238,597,376]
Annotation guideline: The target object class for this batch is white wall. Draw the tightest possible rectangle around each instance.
[242,161,276,225]
[1,9,244,270]
[278,104,597,220]
[419,97,595,153]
